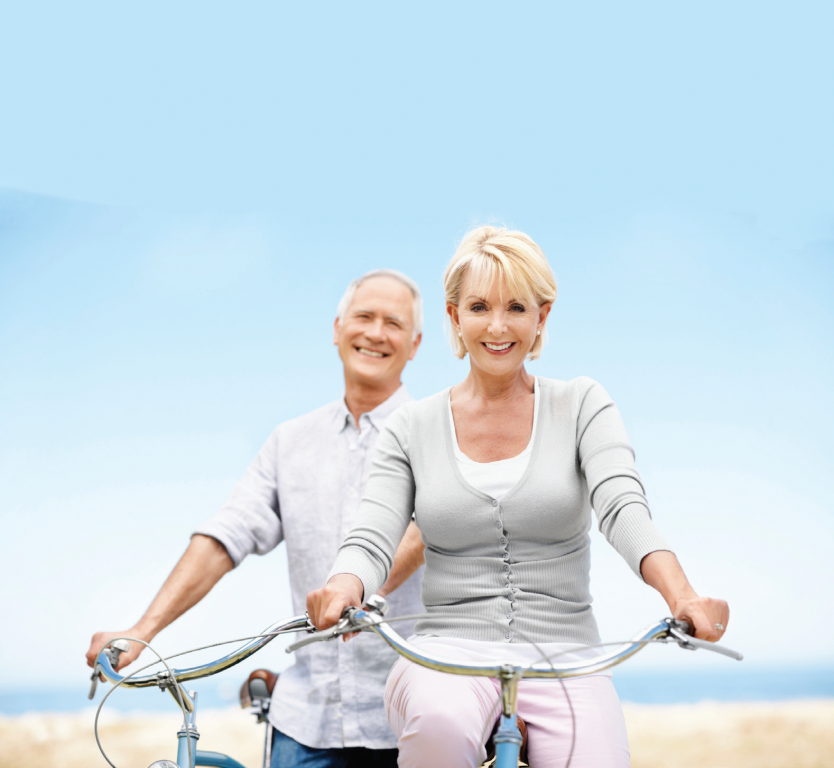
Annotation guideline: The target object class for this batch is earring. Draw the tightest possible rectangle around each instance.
[537,331,541,336]
[458,332,462,337]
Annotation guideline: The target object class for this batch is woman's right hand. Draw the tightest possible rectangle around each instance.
[306,573,365,634]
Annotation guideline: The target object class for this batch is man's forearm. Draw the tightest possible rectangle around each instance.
[377,521,425,598]
[134,534,234,639]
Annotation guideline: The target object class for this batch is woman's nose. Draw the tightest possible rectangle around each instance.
[487,311,508,336]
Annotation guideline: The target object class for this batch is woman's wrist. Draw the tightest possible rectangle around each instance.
[326,573,365,603]
[640,550,697,611]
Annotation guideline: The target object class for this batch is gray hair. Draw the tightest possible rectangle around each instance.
[337,269,423,339]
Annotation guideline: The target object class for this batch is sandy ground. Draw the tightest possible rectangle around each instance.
[622,700,834,768]
[1,701,832,768]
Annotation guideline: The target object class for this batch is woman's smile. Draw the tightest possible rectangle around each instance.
[482,341,516,354]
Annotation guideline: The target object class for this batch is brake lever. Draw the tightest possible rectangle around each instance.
[88,667,101,699]
[88,639,132,700]
[286,600,391,654]
[286,607,359,653]
[668,626,744,661]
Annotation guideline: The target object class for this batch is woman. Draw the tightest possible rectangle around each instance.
[308,226,729,767]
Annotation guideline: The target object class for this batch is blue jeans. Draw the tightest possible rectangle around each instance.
[270,728,399,768]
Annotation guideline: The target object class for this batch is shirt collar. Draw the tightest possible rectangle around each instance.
[335,384,411,434]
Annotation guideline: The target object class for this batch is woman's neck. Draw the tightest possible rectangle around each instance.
[454,366,534,404]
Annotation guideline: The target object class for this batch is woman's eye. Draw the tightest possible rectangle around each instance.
[510,304,526,313]
[470,303,486,312]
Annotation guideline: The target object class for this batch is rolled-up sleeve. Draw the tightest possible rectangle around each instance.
[576,378,672,578]
[194,429,283,567]
[328,407,415,598]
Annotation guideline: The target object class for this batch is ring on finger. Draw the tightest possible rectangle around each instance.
[715,623,724,631]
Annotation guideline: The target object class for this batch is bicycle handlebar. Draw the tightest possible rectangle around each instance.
[90,598,741,706]
[286,600,743,680]
[90,613,313,703]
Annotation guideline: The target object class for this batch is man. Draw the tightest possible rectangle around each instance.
[85,270,427,768]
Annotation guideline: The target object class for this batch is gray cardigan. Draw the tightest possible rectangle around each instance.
[329,376,671,644]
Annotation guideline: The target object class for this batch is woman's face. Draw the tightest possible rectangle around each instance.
[448,271,551,377]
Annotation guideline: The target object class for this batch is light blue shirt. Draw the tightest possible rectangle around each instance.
[195,385,423,749]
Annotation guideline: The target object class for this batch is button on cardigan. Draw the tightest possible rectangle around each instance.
[329,376,672,645]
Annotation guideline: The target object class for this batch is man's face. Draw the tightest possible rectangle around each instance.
[334,276,422,388]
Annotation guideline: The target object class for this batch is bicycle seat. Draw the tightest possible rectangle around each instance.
[239,669,279,708]
[484,717,528,765]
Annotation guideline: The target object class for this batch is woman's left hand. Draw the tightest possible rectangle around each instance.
[671,596,730,642]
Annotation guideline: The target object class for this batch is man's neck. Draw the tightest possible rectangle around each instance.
[344,378,401,429]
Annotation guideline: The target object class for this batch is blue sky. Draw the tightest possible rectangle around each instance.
[1,2,832,691]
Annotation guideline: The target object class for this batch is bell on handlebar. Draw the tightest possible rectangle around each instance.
[365,595,389,616]
[104,639,132,668]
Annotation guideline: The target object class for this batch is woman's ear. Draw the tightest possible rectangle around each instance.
[447,303,461,335]
[537,302,552,333]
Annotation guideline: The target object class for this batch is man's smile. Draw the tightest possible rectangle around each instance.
[356,346,389,358]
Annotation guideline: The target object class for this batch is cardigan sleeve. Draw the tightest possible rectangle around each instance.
[328,405,416,599]
[576,378,672,578]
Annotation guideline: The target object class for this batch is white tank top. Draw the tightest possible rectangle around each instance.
[448,378,540,499]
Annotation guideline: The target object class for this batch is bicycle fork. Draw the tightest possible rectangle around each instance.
[493,667,523,768]
[175,691,200,768]
[155,690,247,768]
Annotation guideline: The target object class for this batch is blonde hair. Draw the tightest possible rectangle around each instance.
[444,225,557,360]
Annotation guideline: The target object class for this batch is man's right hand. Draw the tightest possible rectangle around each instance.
[84,536,234,680]
[85,629,147,672]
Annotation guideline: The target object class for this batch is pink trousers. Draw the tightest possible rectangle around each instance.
[385,656,631,768]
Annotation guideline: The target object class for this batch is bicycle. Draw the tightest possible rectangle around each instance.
[89,596,743,768]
